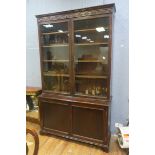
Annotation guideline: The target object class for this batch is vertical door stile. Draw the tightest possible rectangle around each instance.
[37,21,44,91]
[72,19,75,95]
[107,15,112,99]
[69,19,75,96]
[68,18,74,135]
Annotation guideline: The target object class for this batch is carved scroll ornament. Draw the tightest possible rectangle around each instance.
[38,8,112,23]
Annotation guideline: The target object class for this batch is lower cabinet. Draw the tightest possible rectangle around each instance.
[39,97,110,152]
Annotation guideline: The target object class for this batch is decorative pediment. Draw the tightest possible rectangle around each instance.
[37,8,113,23]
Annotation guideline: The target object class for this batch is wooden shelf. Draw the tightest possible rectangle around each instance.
[43,60,107,65]
[75,60,107,63]
[42,31,68,35]
[74,27,108,32]
[43,60,69,62]
[42,44,68,47]
[75,42,108,46]
[75,93,107,98]
[43,72,69,77]
[44,90,69,94]
[76,75,108,79]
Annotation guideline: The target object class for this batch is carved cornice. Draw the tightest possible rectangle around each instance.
[37,8,113,23]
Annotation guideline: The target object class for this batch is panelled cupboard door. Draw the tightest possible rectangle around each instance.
[72,106,104,140]
[42,102,71,133]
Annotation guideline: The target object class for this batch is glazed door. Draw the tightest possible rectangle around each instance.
[73,16,111,98]
[39,21,71,94]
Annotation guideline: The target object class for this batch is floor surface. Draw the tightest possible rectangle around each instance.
[26,121,127,155]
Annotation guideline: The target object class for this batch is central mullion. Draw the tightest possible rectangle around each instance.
[69,19,75,95]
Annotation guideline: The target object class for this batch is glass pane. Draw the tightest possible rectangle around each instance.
[41,22,69,45]
[75,78,107,97]
[74,17,109,97]
[75,45,108,76]
[42,33,68,45]
[44,76,69,93]
[40,22,70,93]
[43,47,69,74]
[74,17,109,44]
[40,22,68,33]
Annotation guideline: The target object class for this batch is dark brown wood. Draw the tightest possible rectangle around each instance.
[39,93,110,106]
[36,4,115,152]
[68,19,73,95]
[43,101,70,133]
[38,93,110,151]
[37,20,44,90]
[72,106,104,140]
[36,4,115,22]
[108,15,113,99]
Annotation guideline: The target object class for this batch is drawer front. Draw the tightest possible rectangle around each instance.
[42,101,71,133]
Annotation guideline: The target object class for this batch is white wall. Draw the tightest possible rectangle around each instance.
[26,0,129,132]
